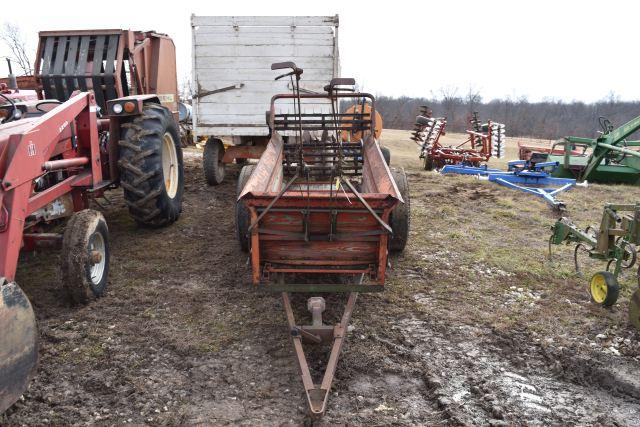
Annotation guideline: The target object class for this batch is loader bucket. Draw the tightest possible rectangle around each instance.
[0,281,38,413]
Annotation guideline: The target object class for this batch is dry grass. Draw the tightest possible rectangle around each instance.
[382,128,640,342]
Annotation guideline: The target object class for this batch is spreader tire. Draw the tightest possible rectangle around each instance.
[629,288,640,331]
[589,271,619,307]
[203,137,226,185]
[236,164,256,253]
[423,155,434,171]
[381,146,391,166]
[61,210,110,305]
[118,103,184,227]
[390,167,410,253]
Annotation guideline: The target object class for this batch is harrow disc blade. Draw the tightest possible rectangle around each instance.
[629,288,640,331]
[0,281,38,413]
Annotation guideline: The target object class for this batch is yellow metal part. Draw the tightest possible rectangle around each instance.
[590,272,608,304]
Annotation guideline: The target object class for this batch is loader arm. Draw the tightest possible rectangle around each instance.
[0,91,103,414]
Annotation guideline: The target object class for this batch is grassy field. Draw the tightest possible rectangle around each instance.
[383,128,640,337]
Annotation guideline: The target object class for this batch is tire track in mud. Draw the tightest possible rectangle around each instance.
[376,312,640,426]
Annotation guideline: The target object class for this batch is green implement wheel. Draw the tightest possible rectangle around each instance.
[589,271,620,307]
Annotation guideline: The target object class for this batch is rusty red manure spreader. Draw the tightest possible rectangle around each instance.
[235,62,410,416]
[0,29,184,412]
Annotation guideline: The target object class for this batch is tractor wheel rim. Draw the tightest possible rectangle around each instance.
[162,132,179,198]
[590,274,607,303]
[89,231,106,286]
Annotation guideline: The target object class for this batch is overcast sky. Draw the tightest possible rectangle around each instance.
[1,0,635,103]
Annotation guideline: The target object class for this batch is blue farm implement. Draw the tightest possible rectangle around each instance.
[441,160,577,210]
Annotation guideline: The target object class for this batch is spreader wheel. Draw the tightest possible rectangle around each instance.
[589,271,619,307]
[423,154,434,171]
[236,164,256,252]
[389,167,410,253]
[61,210,110,305]
[203,137,226,185]
[629,288,640,331]
[118,103,184,227]
[381,146,391,166]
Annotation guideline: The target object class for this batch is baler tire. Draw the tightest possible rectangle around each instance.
[118,103,184,227]
[390,167,410,253]
[61,209,110,305]
[381,146,391,166]
[203,137,226,185]
[236,164,256,253]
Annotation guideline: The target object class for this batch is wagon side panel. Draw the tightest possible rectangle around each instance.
[191,15,339,138]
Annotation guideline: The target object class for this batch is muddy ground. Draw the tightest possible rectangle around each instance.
[4,130,640,426]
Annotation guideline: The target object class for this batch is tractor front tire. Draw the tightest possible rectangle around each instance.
[204,137,226,185]
[61,210,110,305]
[236,164,256,253]
[118,103,184,227]
[390,167,410,253]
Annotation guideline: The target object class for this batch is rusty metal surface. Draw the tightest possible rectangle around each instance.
[34,29,179,119]
[240,93,399,285]
[282,291,357,417]
[222,145,265,163]
[0,281,38,413]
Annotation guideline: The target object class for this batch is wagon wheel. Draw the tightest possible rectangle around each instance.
[589,271,620,307]
[203,137,226,185]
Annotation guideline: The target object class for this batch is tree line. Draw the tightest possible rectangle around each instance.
[375,93,640,140]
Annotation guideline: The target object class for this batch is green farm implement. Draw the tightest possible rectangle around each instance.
[549,203,640,329]
[531,116,640,184]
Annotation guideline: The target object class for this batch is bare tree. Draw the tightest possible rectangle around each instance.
[1,23,32,75]
[439,86,462,127]
[179,75,193,103]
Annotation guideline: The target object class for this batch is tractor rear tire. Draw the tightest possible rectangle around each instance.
[236,164,256,253]
[61,210,110,305]
[390,167,410,253]
[381,146,391,166]
[118,103,184,227]
[204,137,226,185]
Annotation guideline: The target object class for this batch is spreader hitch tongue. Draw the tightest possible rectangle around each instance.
[0,280,38,413]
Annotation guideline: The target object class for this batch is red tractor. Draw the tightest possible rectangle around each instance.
[0,29,184,413]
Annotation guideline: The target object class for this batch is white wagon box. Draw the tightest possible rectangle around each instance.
[191,15,340,183]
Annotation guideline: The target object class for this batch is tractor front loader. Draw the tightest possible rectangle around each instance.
[0,29,184,413]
